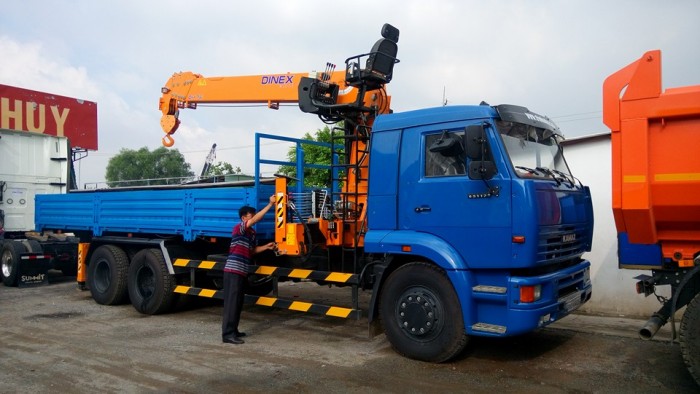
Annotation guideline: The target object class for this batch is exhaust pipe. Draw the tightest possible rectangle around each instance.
[639,314,666,340]
[639,301,672,340]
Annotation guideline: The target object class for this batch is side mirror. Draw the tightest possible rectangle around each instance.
[466,124,496,181]
[465,124,485,160]
[469,161,497,180]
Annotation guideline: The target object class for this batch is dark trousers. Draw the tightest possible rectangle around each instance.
[222,272,246,339]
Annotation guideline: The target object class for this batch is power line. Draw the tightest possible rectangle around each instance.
[550,110,601,119]
[85,140,289,157]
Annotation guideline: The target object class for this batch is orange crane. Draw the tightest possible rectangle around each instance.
[158,24,399,259]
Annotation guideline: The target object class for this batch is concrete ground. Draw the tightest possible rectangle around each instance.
[0,272,696,393]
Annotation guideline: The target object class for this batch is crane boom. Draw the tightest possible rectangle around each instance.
[159,69,347,147]
[200,143,217,178]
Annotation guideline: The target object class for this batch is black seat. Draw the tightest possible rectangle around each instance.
[345,23,400,90]
[363,38,398,84]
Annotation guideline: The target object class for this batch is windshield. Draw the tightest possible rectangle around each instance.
[496,120,575,185]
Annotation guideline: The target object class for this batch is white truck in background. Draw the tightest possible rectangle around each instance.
[0,128,78,286]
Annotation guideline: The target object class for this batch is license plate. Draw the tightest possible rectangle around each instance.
[559,292,582,313]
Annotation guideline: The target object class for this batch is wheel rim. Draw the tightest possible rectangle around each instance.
[395,286,444,341]
[135,265,155,299]
[248,275,272,287]
[93,259,112,293]
[1,249,12,278]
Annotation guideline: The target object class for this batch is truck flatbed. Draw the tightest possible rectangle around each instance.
[36,182,276,241]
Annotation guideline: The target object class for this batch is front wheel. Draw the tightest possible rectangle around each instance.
[379,262,468,362]
[680,292,700,385]
[127,248,177,315]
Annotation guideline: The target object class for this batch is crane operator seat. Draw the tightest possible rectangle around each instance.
[345,24,400,90]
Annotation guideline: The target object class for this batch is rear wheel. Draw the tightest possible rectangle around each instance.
[127,248,177,315]
[680,292,700,385]
[22,240,42,253]
[1,241,26,287]
[379,262,468,362]
[87,245,129,305]
[246,275,274,296]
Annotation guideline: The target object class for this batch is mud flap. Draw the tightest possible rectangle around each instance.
[18,253,52,288]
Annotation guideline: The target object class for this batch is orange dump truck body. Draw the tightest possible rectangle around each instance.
[603,50,700,267]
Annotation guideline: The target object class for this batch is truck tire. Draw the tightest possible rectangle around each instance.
[127,248,177,315]
[87,245,130,305]
[379,262,468,362]
[246,275,274,296]
[1,241,26,287]
[22,240,42,253]
[680,292,700,385]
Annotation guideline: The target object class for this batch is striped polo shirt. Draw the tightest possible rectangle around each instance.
[224,220,256,276]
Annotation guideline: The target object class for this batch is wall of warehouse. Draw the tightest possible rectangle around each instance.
[562,133,669,319]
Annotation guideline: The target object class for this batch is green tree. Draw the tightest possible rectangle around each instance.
[105,147,194,187]
[208,161,242,176]
[278,125,342,187]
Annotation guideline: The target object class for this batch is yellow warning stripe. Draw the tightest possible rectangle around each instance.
[289,301,312,312]
[623,173,700,183]
[255,266,277,276]
[255,296,276,307]
[326,272,353,282]
[326,307,353,318]
[654,173,700,182]
[289,269,313,279]
[623,175,646,183]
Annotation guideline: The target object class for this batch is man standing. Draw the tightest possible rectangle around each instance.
[222,195,276,344]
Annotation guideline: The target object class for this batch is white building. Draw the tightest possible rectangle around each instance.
[562,133,669,318]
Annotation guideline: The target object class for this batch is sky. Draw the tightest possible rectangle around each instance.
[1,1,698,187]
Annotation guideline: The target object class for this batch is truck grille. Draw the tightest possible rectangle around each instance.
[537,224,587,264]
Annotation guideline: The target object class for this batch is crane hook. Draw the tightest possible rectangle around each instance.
[160,114,180,147]
[162,134,175,147]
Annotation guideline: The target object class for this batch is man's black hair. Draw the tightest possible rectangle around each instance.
[239,205,256,219]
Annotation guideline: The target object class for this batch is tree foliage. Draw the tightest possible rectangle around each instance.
[278,125,342,187]
[208,161,242,176]
[105,147,194,187]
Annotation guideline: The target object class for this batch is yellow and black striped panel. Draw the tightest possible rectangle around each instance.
[249,295,361,319]
[172,259,359,285]
[174,285,219,298]
[173,258,225,270]
[250,266,359,285]
[173,285,361,319]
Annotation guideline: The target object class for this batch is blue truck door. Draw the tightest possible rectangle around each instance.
[398,125,512,267]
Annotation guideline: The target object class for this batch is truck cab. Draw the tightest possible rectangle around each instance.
[365,104,593,359]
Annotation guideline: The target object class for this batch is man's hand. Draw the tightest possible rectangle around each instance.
[254,242,277,255]
[269,195,276,206]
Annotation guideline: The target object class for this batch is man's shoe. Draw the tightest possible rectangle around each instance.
[222,336,244,345]
[234,331,247,338]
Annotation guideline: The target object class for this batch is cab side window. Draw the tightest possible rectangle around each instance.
[425,130,466,177]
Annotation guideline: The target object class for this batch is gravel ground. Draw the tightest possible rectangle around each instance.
[0,272,697,393]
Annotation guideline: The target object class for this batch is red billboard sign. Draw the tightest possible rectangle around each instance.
[0,84,98,150]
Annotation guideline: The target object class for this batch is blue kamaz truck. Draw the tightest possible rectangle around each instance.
[34,24,593,362]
